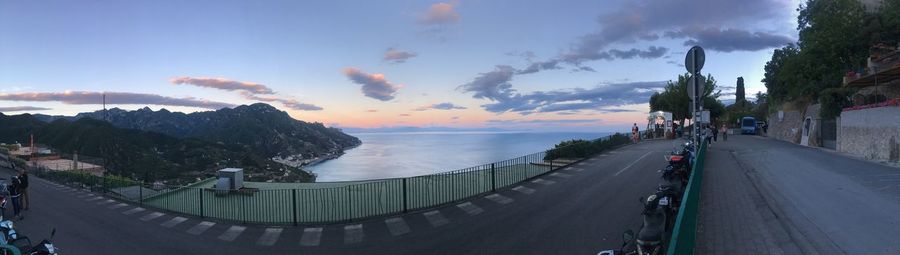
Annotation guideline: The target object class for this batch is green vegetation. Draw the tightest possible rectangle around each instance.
[10,157,27,169]
[0,113,315,184]
[763,0,900,118]
[649,73,725,123]
[544,133,631,160]
[0,147,8,155]
[819,87,857,119]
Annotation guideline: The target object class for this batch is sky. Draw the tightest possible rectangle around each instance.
[0,0,801,132]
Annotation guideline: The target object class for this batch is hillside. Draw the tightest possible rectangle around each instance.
[38,103,361,161]
[0,113,316,183]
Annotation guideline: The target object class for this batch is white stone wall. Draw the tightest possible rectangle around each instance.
[839,106,900,163]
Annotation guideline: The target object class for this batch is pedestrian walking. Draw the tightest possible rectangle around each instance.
[632,123,640,144]
[8,176,22,220]
[712,124,718,142]
[18,169,28,210]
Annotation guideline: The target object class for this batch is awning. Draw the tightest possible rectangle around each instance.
[844,64,900,87]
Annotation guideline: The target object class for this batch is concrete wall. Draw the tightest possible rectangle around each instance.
[839,106,900,163]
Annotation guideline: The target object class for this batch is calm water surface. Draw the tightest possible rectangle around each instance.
[307,132,611,181]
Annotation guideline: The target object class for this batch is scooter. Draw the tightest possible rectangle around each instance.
[633,195,667,255]
[7,229,58,255]
[0,217,18,245]
[596,230,636,255]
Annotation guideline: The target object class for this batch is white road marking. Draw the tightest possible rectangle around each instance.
[85,197,103,202]
[485,194,514,204]
[122,207,145,215]
[385,217,410,236]
[300,228,323,246]
[108,203,128,210]
[344,224,364,244]
[512,186,535,194]
[256,228,283,246]
[550,172,572,178]
[614,151,653,176]
[160,217,188,228]
[566,167,584,172]
[97,199,115,205]
[218,226,246,242]
[423,210,449,227]
[457,202,484,215]
[600,154,609,157]
[186,221,216,235]
[140,212,165,221]
[531,178,556,185]
[577,162,587,166]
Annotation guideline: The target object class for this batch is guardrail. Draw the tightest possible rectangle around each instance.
[666,139,708,255]
[33,133,632,225]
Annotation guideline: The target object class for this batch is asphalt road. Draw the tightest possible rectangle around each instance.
[711,135,900,254]
[3,139,682,255]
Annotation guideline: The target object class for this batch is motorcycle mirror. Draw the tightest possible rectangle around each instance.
[622,229,635,244]
[50,228,56,240]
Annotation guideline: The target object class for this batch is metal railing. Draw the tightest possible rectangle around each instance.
[33,133,632,225]
[666,139,708,255]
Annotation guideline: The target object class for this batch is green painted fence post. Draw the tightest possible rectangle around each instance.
[139,181,143,206]
[292,189,298,226]
[490,163,496,192]
[402,178,408,213]
[199,188,204,218]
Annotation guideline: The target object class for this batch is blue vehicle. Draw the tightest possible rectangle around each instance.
[741,117,757,135]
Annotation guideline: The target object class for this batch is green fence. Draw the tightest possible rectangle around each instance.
[35,133,631,225]
[666,139,708,255]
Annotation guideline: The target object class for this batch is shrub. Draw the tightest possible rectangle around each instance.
[544,133,630,160]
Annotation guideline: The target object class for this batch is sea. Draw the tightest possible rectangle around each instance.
[307,132,613,182]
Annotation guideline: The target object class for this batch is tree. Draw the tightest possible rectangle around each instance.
[649,73,722,124]
[735,77,746,107]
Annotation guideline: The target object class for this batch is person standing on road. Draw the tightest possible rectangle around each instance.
[712,123,718,142]
[18,169,28,211]
[8,176,22,220]
[632,123,639,143]
[721,124,728,141]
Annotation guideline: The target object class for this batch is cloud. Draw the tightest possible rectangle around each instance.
[517,46,668,74]
[0,106,52,112]
[366,109,378,113]
[451,116,459,120]
[485,118,602,125]
[673,27,794,52]
[0,91,235,109]
[343,68,403,101]
[399,113,411,117]
[170,77,274,94]
[239,92,322,111]
[420,2,459,25]
[383,48,418,64]
[459,72,667,115]
[414,102,467,111]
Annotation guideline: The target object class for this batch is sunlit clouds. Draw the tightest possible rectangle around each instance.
[342,68,403,101]
[0,91,234,109]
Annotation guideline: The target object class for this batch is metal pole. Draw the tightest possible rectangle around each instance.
[199,188,204,218]
[402,178,408,213]
[490,163,496,192]
[292,189,298,226]
[139,181,144,206]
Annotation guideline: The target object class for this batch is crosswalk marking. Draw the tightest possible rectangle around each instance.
[577,162,587,166]
[300,228,323,246]
[97,199,115,205]
[122,207,145,215]
[512,186,535,194]
[256,228,283,246]
[108,203,128,210]
[423,210,449,227]
[566,167,584,172]
[550,172,572,178]
[457,202,484,215]
[485,194,514,204]
[140,212,165,221]
[218,226,246,242]
[186,221,216,235]
[531,178,556,185]
[385,217,410,236]
[160,217,188,228]
[343,224,364,244]
[85,196,103,202]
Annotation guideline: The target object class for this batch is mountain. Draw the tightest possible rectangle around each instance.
[41,103,361,160]
[0,113,315,183]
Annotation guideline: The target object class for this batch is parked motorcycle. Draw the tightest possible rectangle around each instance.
[7,228,58,255]
[633,195,667,255]
[0,217,18,245]
[596,230,635,255]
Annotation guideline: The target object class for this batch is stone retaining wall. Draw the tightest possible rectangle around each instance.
[839,106,900,163]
